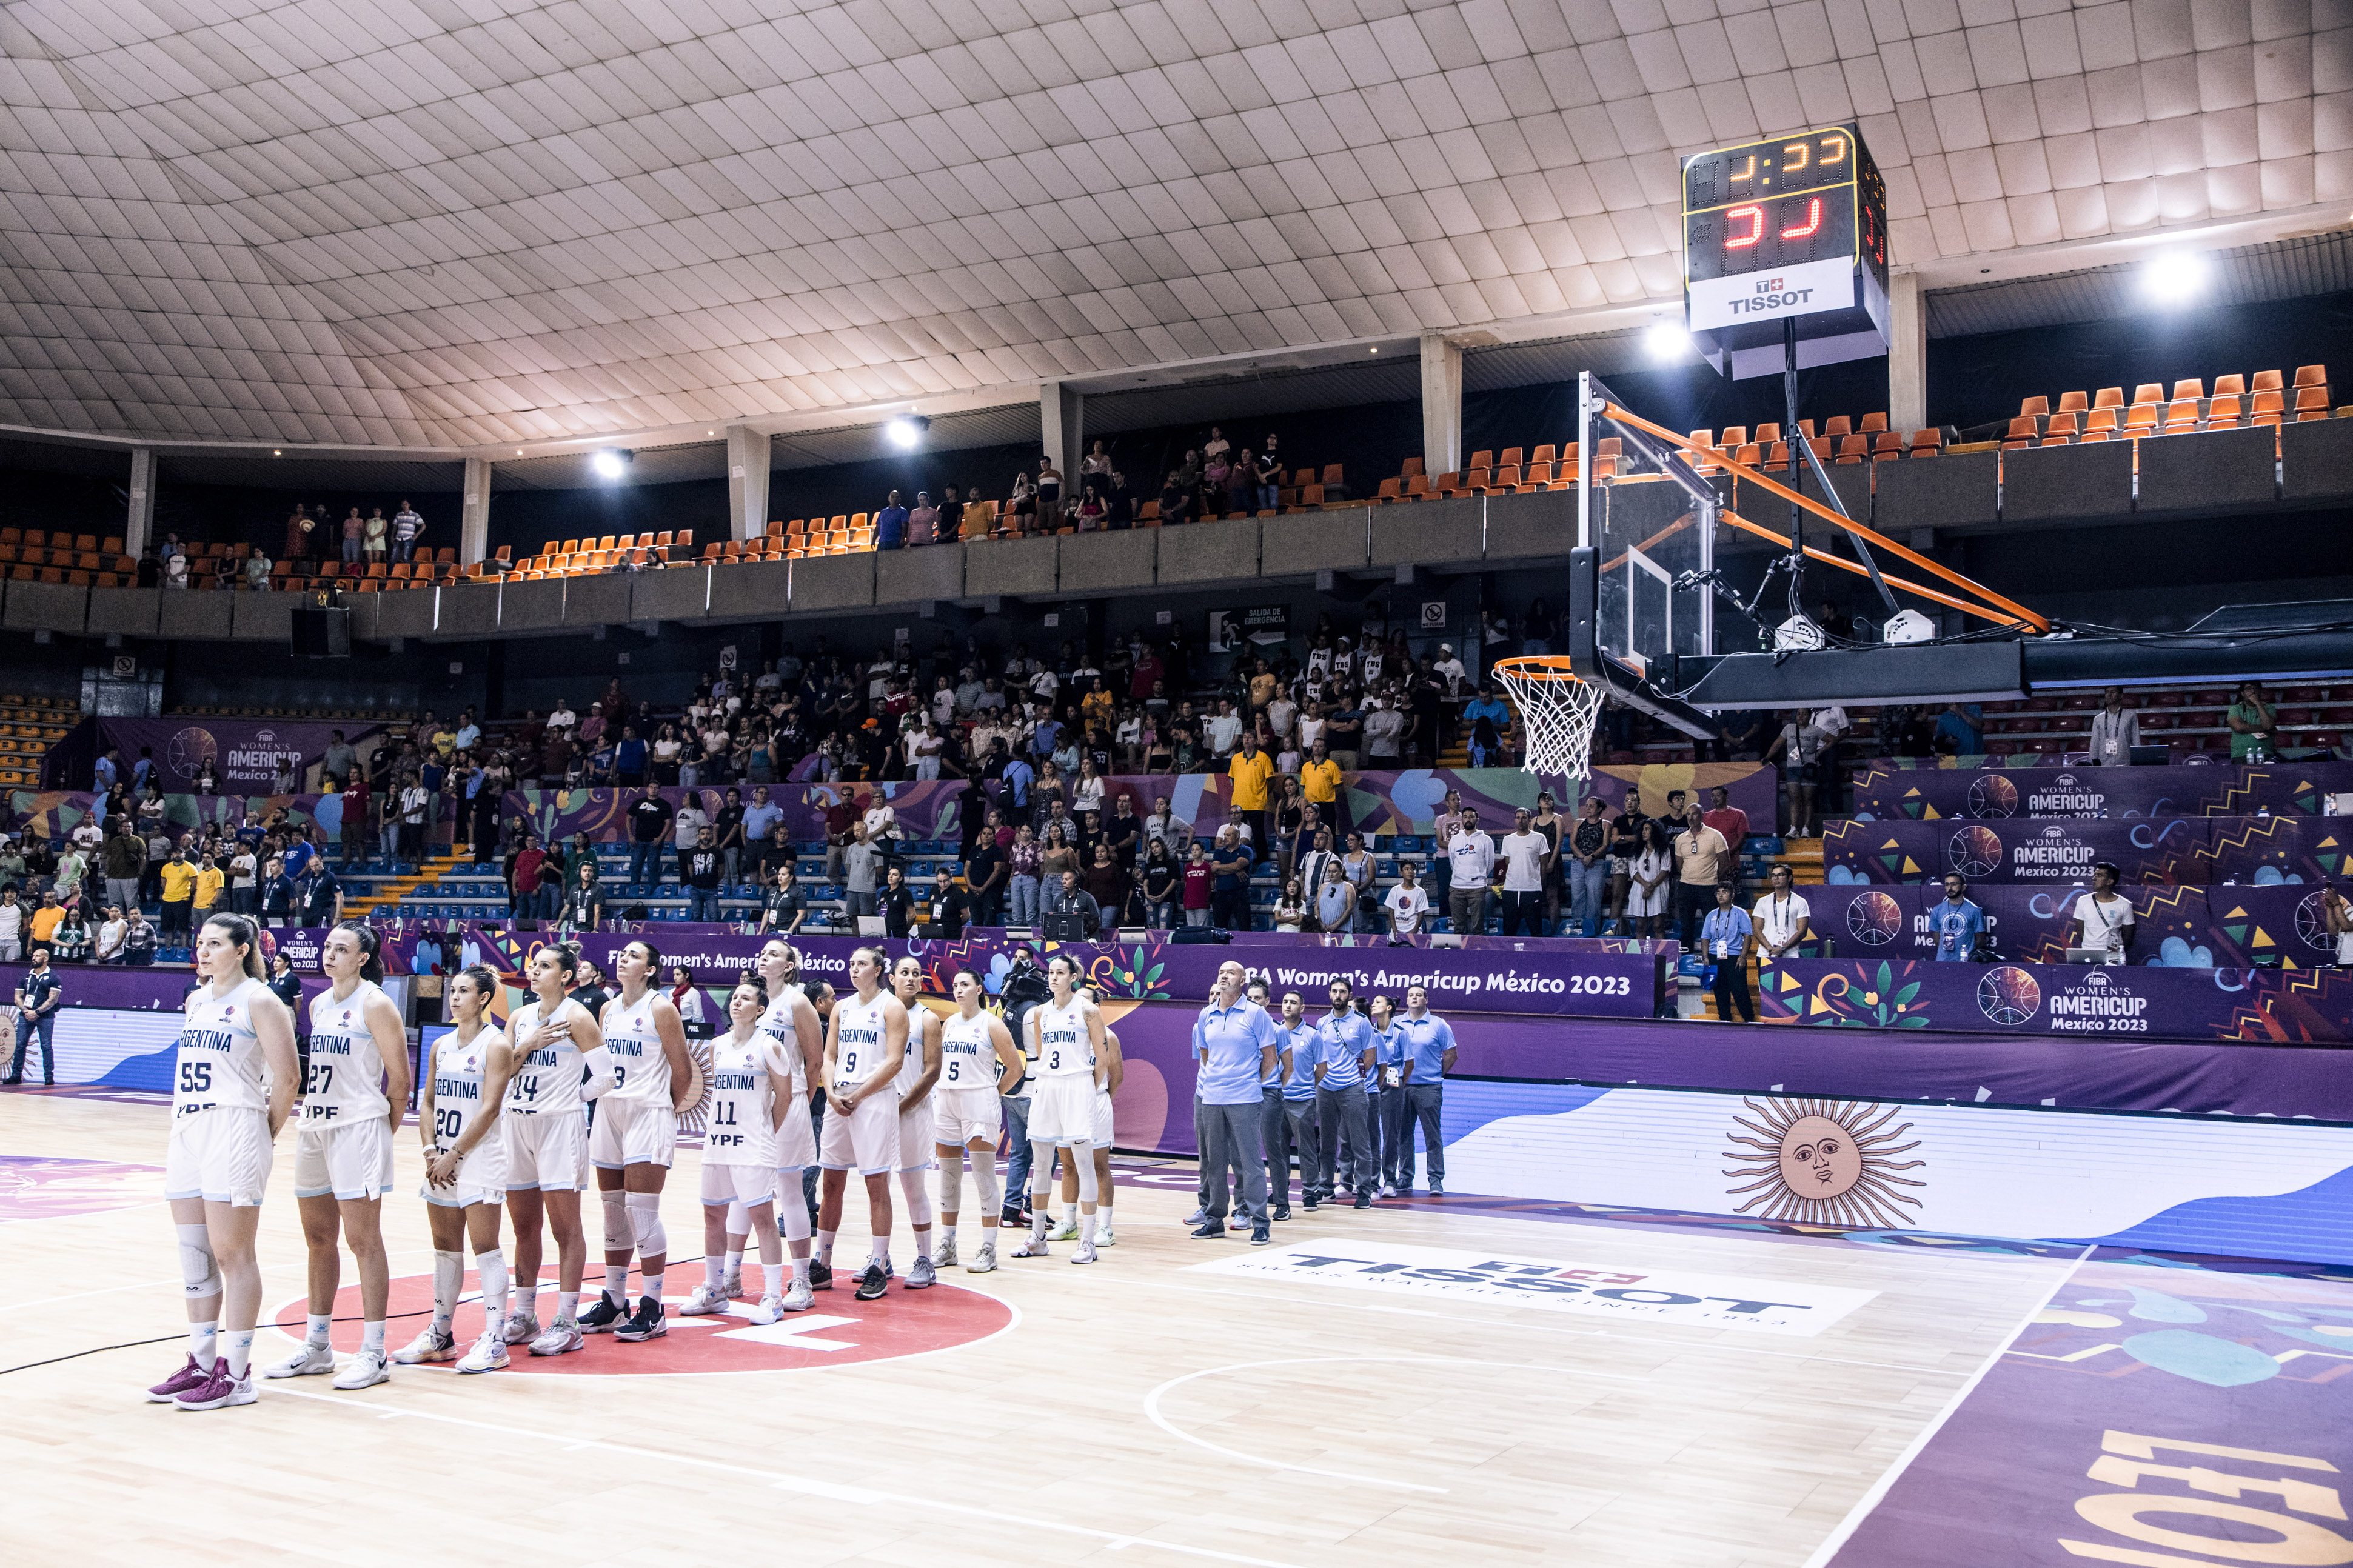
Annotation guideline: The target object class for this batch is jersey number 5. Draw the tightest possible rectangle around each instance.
[178,1061,212,1093]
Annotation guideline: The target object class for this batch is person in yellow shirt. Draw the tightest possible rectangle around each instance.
[1300,741,1343,806]
[192,852,226,917]
[1227,734,1276,861]
[158,847,197,942]
[27,890,66,948]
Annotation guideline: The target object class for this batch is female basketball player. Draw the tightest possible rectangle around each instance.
[502,942,612,1358]
[815,947,907,1302]
[267,921,411,1390]
[1013,954,1107,1263]
[147,912,298,1411]
[931,966,1021,1273]
[1051,985,1123,1246]
[682,979,804,1323]
[888,956,945,1288]
[691,939,820,1312]
[584,938,692,1343]
[408,964,517,1373]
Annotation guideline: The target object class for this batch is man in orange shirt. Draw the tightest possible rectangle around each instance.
[1300,741,1342,807]
[1227,735,1276,864]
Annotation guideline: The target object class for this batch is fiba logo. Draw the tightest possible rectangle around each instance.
[1949,826,2004,878]
[2041,825,2067,838]
[2078,969,2113,987]
[1966,775,2018,818]
[2294,892,2334,952]
[2054,773,2078,789]
[255,728,278,745]
[166,726,218,780]
[1975,964,2042,1026]
[1844,891,1906,947]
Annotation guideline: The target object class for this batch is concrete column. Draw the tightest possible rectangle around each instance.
[1419,332,1462,479]
[1040,381,1081,485]
[125,447,156,557]
[461,456,492,565]
[726,425,771,542]
[1888,272,1928,436]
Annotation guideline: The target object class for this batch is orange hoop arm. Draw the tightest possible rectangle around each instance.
[1597,402,2050,633]
[1713,507,2015,624]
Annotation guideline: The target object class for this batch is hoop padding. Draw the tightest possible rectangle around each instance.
[1492,656,1604,781]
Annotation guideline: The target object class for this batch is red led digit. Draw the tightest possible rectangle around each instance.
[1779,197,1824,239]
[1724,205,1764,249]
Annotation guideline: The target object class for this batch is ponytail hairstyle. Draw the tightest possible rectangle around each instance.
[538,940,582,989]
[454,962,500,1017]
[201,911,269,983]
[333,918,384,984]
[624,936,663,975]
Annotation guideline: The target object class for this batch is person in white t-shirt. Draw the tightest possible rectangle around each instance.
[1752,863,1812,959]
[1494,807,1551,937]
[2066,862,2136,960]
[1443,807,1495,935]
[1432,644,1468,696]
[1382,861,1430,945]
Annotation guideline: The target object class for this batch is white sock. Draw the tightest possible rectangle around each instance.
[1031,1207,1049,1240]
[1062,1201,1077,1226]
[723,1248,743,1279]
[1082,1212,1097,1244]
[225,1329,253,1379]
[703,1255,724,1289]
[475,1250,509,1326]
[763,1261,785,1297]
[305,1312,332,1347]
[363,1319,386,1355]
[189,1318,218,1363]
[912,1224,932,1259]
[558,1289,580,1323]
[1100,1203,1114,1230]
[791,1256,809,1283]
[817,1229,835,1264]
[432,1250,464,1333]
[512,1278,537,1319]
[641,1272,663,1304]
[869,1239,888,1269]
[604,1264,629,1301]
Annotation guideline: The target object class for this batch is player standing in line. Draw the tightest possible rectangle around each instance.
[1274,989,1320,1214]
[583,939,693,1343]
[502,943,612,1356]
[267,922,411,1389]
[888,956,945,1287]
[1366,992,1403,1199]
[1013,954,1107,1263]
[148,912,298,1411]
[408,964,517,1373]
[694,939,822,1309]
[683,980,803,1323]
[1052,986,1124,1244]
[815,947,908,1302]
[932,967,1022,1273]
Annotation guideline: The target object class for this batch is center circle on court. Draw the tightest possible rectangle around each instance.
[272,1272,1016,1376]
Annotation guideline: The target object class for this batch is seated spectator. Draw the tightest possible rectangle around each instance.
[1158,470,1192,526]
[246,549,273,589]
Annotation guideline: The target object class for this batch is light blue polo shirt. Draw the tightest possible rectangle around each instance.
[1278,1023,1320,1101]
[1314,1009,1373,1090]
[1394,1012,1456,1083]
[1192,998,1279,1107]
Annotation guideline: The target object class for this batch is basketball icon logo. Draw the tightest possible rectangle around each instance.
[1966,775,2018,818]
[1844,891,1906,947]
[1949,826,2004,878]
[1975,965,2042,1026]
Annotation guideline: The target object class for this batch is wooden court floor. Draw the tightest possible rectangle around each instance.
[1,1090,2078,1568]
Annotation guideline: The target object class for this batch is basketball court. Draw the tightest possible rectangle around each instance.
[15,1086,2344,1568]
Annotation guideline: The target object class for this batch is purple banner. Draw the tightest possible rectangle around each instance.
[92,718,383,795]
[1758,955,2353,1043]
[1822,816,2353,886]
[1805,881,2341,968]
[1852,759,2353,820]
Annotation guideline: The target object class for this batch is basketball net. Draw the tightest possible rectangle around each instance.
[1491,655,1604,782]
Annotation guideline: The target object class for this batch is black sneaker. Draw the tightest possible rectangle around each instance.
[1353,1191,1372,1209]
[1302,1194,1319,1211]
[1250,1221,1273,1246]
[578,1291,628,1333]
[853,1263,889,1301]
[1273,1204,1292,1221]
[1190,1220,1227,1239]
[808,1260,833,1291]
[1430,1183,1444,1198]
[614,1295,667,1342]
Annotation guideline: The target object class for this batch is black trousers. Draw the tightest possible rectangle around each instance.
[1712,962,1755,1022]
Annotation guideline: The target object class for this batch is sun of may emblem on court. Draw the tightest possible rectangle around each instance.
[1723,1098,1927,1229]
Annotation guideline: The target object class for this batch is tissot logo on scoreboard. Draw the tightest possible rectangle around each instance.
[1687,258,1858,333]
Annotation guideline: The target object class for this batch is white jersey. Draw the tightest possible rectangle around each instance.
[1031,998,1093,1078]
[601,990,671,1104]
[505,998,587,1116]
[831,991,893,1089]
[896,999,936,1094]
[754,989,814,1094]
[174,976,275,1120]
[939,1010,1000,1092]
[703,1030,784,1167]
[428,1027,500,1152]
[301,979,390,1127]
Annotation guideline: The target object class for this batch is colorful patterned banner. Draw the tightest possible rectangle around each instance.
[1804,881,2341,968]
[89,718,384,794]
[1824,815,2353,886]
[1851,760,2353,820]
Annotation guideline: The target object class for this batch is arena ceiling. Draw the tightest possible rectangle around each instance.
[0,0,2345,456]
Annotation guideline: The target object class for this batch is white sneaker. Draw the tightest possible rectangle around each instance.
[967,1241,997,1273]
[527,1318,584,1357]
[500,1310,541,1346]
[331,1349,392,1390]
[933,1233,958,1269]
[1381,1184,1397,1199]
[392,1327,457,1364]
[747,1293,787,1324]
[906,1255,937,1289]
[1096,1222,1116,1247]
[1012,1235,1051,1258]
[1048,1215,1079,1241]
[263,1341,336,1380]
[679,1284,730,1316]
[780,1278,815,1313]
[718,1270,743,1300]
[1070,1241,1099,1266]
[455,1332,509,1374]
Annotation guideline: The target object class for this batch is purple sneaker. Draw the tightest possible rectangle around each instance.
[173,1358,258,1410]
[146,1353,212,1404]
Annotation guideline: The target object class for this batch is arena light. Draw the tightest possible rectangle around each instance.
[2143,251,2207,304]
[590,448,632,479]
[885,413,930,449]
[1645,320,1693,362]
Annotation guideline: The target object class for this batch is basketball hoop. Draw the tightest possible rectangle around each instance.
[1491,655,1605,782]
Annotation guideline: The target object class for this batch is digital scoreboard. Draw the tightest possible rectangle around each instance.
[1682,124,1889,379]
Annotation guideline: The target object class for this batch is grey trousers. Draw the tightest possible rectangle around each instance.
[1316,1083,1372,1195]
[1198,1099,1269,1226]
[1402,1082,1445,1187]
[1259,1086,1290,1201]
[1194,1094,1225,1210]
[1282,1098,1323,1198]
[1379,1083,1412,1188]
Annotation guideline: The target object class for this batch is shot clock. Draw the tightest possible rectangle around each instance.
[1682,124,1890,379]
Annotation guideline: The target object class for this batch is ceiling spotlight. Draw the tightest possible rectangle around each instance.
[2144,251,2207,304]
[272,449,281,456]
[1645,320,1693,362]
[591,449,633,480]
[885,413,931,450]
[1368,345,1379,354]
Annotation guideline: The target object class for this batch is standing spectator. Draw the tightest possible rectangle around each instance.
[226,840,258,916]
[1931,873,1985,961]
[363,506,389,564]
[758,862,806,935]
[7,949,61,1085]
[1310,979,1376,1210]
[94,902,128,964]
[713,786,746,886]
[2087,686,2141,766]
[1672,802,1730,950]
[284,503,314,561]
[683,827,725,922]
[300,857,344,926]
[1191,960,1279,1243]
[2066,861,2136,959]
[258,854,295,928]
[672,789,711,875]
[0,886,21,961]
[1494,807,1550,937]
[339,770,370,869]
[1565,796,1610,936]
[740,784,783,858]
[560,862,602,933]
[834,822,883,924]
[1769,710,1828,838]
[1701,885,1755,1022]
[1181,840,1214,927]
[874,489,909,550]
[26,890,65,958]
[1209,827,1254,931]
[1627,821,1673,939]
[1753,863,1812,960]
[1311,861,1356,934]
[1702,786,1750,872]
[1444,806,1494,935]
[1381,861,1430,945]
[626,782,674,887]
[158,846,196,942]
[2227,681,2280,761]
[1140,841,1179,927]
[393,499,425,562]
[341,506,364,565]
[510,833,546,924]
[1227,735,1275,852]
[1082,842,1130,929]
[906,491,939,545]
[102,817,146,920]
[397,775,431,862]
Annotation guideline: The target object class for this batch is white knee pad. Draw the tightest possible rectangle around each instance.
[775,1169,812,1241]
[897,1167,934,1228]
[625,1191,666,1260]
[723,1199,751,1238]
[971,1158,1001,1216]
[178,1223,219,1299]
[1074,1158,1099,1204]
[601,1189,634,1253]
